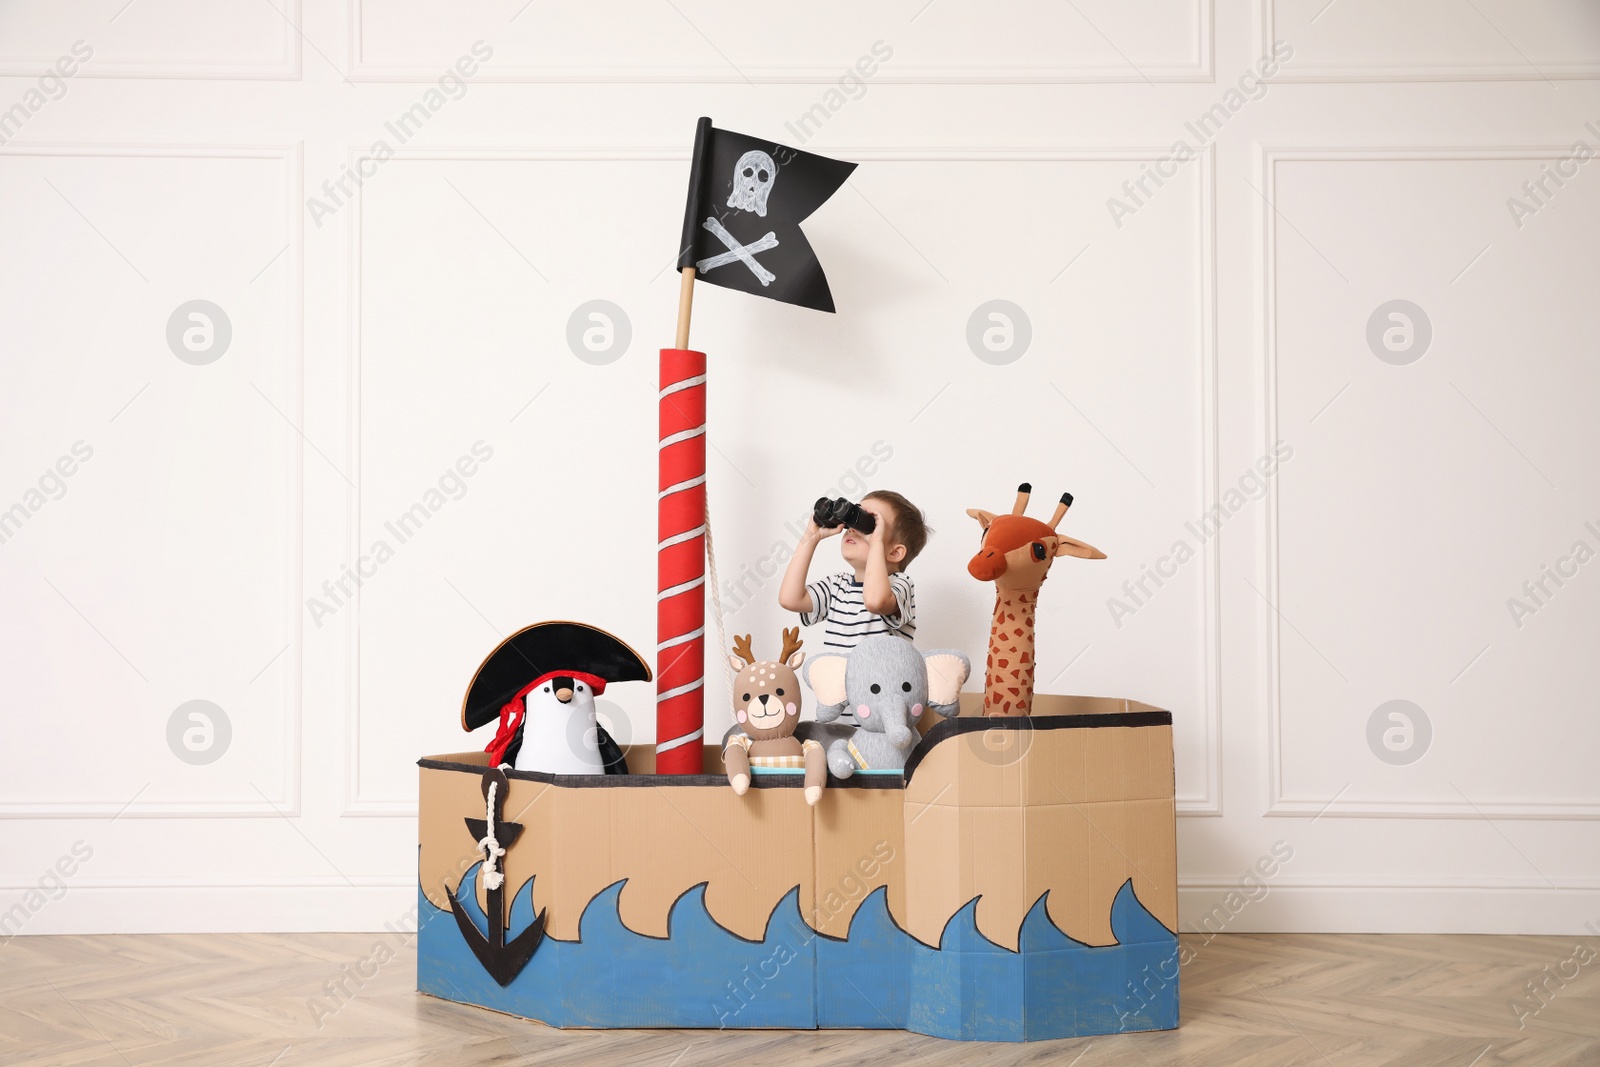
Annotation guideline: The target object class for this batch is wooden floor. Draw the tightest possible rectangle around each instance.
[2,932,1597,1066]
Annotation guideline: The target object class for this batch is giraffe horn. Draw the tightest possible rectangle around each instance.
[1048,491,1074,529]
[1012,482,1032,516]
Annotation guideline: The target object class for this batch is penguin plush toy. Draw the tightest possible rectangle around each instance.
[462,621,652,776]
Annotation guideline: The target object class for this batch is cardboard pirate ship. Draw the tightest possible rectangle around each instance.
[414,122,1180,1041]
[416,693,1178,1041]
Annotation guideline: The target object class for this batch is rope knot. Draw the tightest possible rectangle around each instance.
[476,779,506,891]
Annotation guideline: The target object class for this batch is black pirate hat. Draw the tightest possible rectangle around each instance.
[461,620,653,732]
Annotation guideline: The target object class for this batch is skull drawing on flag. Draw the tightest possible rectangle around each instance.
[726,149,776,216]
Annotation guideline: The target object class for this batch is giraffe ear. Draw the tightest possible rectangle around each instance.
[966,508,996,527]
[1056,535,1106,560]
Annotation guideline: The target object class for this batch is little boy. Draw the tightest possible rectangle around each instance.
[778,490,929,656]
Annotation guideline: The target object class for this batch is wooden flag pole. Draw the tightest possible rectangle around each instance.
[675,266,696,349]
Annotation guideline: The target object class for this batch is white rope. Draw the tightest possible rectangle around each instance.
[657,524,707,551]
[659,373,707,399]
[659,426,706,448]
[656,677,704,702]
[477,780,506,891]
[657,575,706,600]
[655,726,705,754]
[657,625,705,652]
[704,492,734,702]
[658,473,706,499]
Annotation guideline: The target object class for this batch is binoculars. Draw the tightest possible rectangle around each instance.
[812,496,876,535]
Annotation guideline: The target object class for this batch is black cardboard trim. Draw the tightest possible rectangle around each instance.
[415,757,905,790]
[901,710,1173,783]
[420,710,1171,791]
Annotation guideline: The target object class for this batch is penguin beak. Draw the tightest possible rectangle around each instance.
[556,687,574,703]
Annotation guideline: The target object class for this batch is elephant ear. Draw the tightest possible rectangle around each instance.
[803,653,849,708]
[923,650,972,707]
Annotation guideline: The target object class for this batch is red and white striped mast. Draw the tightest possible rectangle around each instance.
[656,266,706,774]
[655,118,714,773]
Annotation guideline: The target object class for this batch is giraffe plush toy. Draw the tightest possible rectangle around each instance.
[968,483,1105,716]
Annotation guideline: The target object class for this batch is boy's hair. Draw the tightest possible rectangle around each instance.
[863,490,930,571]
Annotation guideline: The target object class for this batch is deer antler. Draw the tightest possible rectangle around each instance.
[779,626,803,664]
[731,634,756,666]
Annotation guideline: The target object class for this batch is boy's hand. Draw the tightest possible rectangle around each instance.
[806,516,843,542]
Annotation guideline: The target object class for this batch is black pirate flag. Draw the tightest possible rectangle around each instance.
[676,118,857,313]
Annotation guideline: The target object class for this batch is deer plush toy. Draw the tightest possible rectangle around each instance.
[969,483,1105,716]
[722,628,827,806]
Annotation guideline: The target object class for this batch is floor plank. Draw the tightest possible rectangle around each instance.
[0,932,1596,1066]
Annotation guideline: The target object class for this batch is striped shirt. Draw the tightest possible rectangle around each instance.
[799,571,916,652]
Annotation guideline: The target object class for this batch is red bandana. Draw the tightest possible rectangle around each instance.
[484,670,609,766]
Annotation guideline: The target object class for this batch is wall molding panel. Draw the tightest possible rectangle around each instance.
[1257,145,1600,822]
[339,145,1222,820]
[1258,0,1600,82]
[0,1,302,80]
[346,0,1214,83]
[0,142,305,820]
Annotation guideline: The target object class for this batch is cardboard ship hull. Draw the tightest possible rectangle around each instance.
[416,693,1179,1041]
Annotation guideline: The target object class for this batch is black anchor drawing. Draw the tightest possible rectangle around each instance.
[446,767,546,986]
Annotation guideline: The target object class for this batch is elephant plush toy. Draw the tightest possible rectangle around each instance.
[802,635,971,778]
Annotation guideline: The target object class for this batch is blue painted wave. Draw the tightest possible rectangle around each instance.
[418,864,1178,1041]
[818,882,1178,1039]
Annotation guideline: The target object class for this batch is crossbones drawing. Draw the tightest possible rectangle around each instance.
[696,216,779,287]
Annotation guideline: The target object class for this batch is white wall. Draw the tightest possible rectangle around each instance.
[1,0,1597,935]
